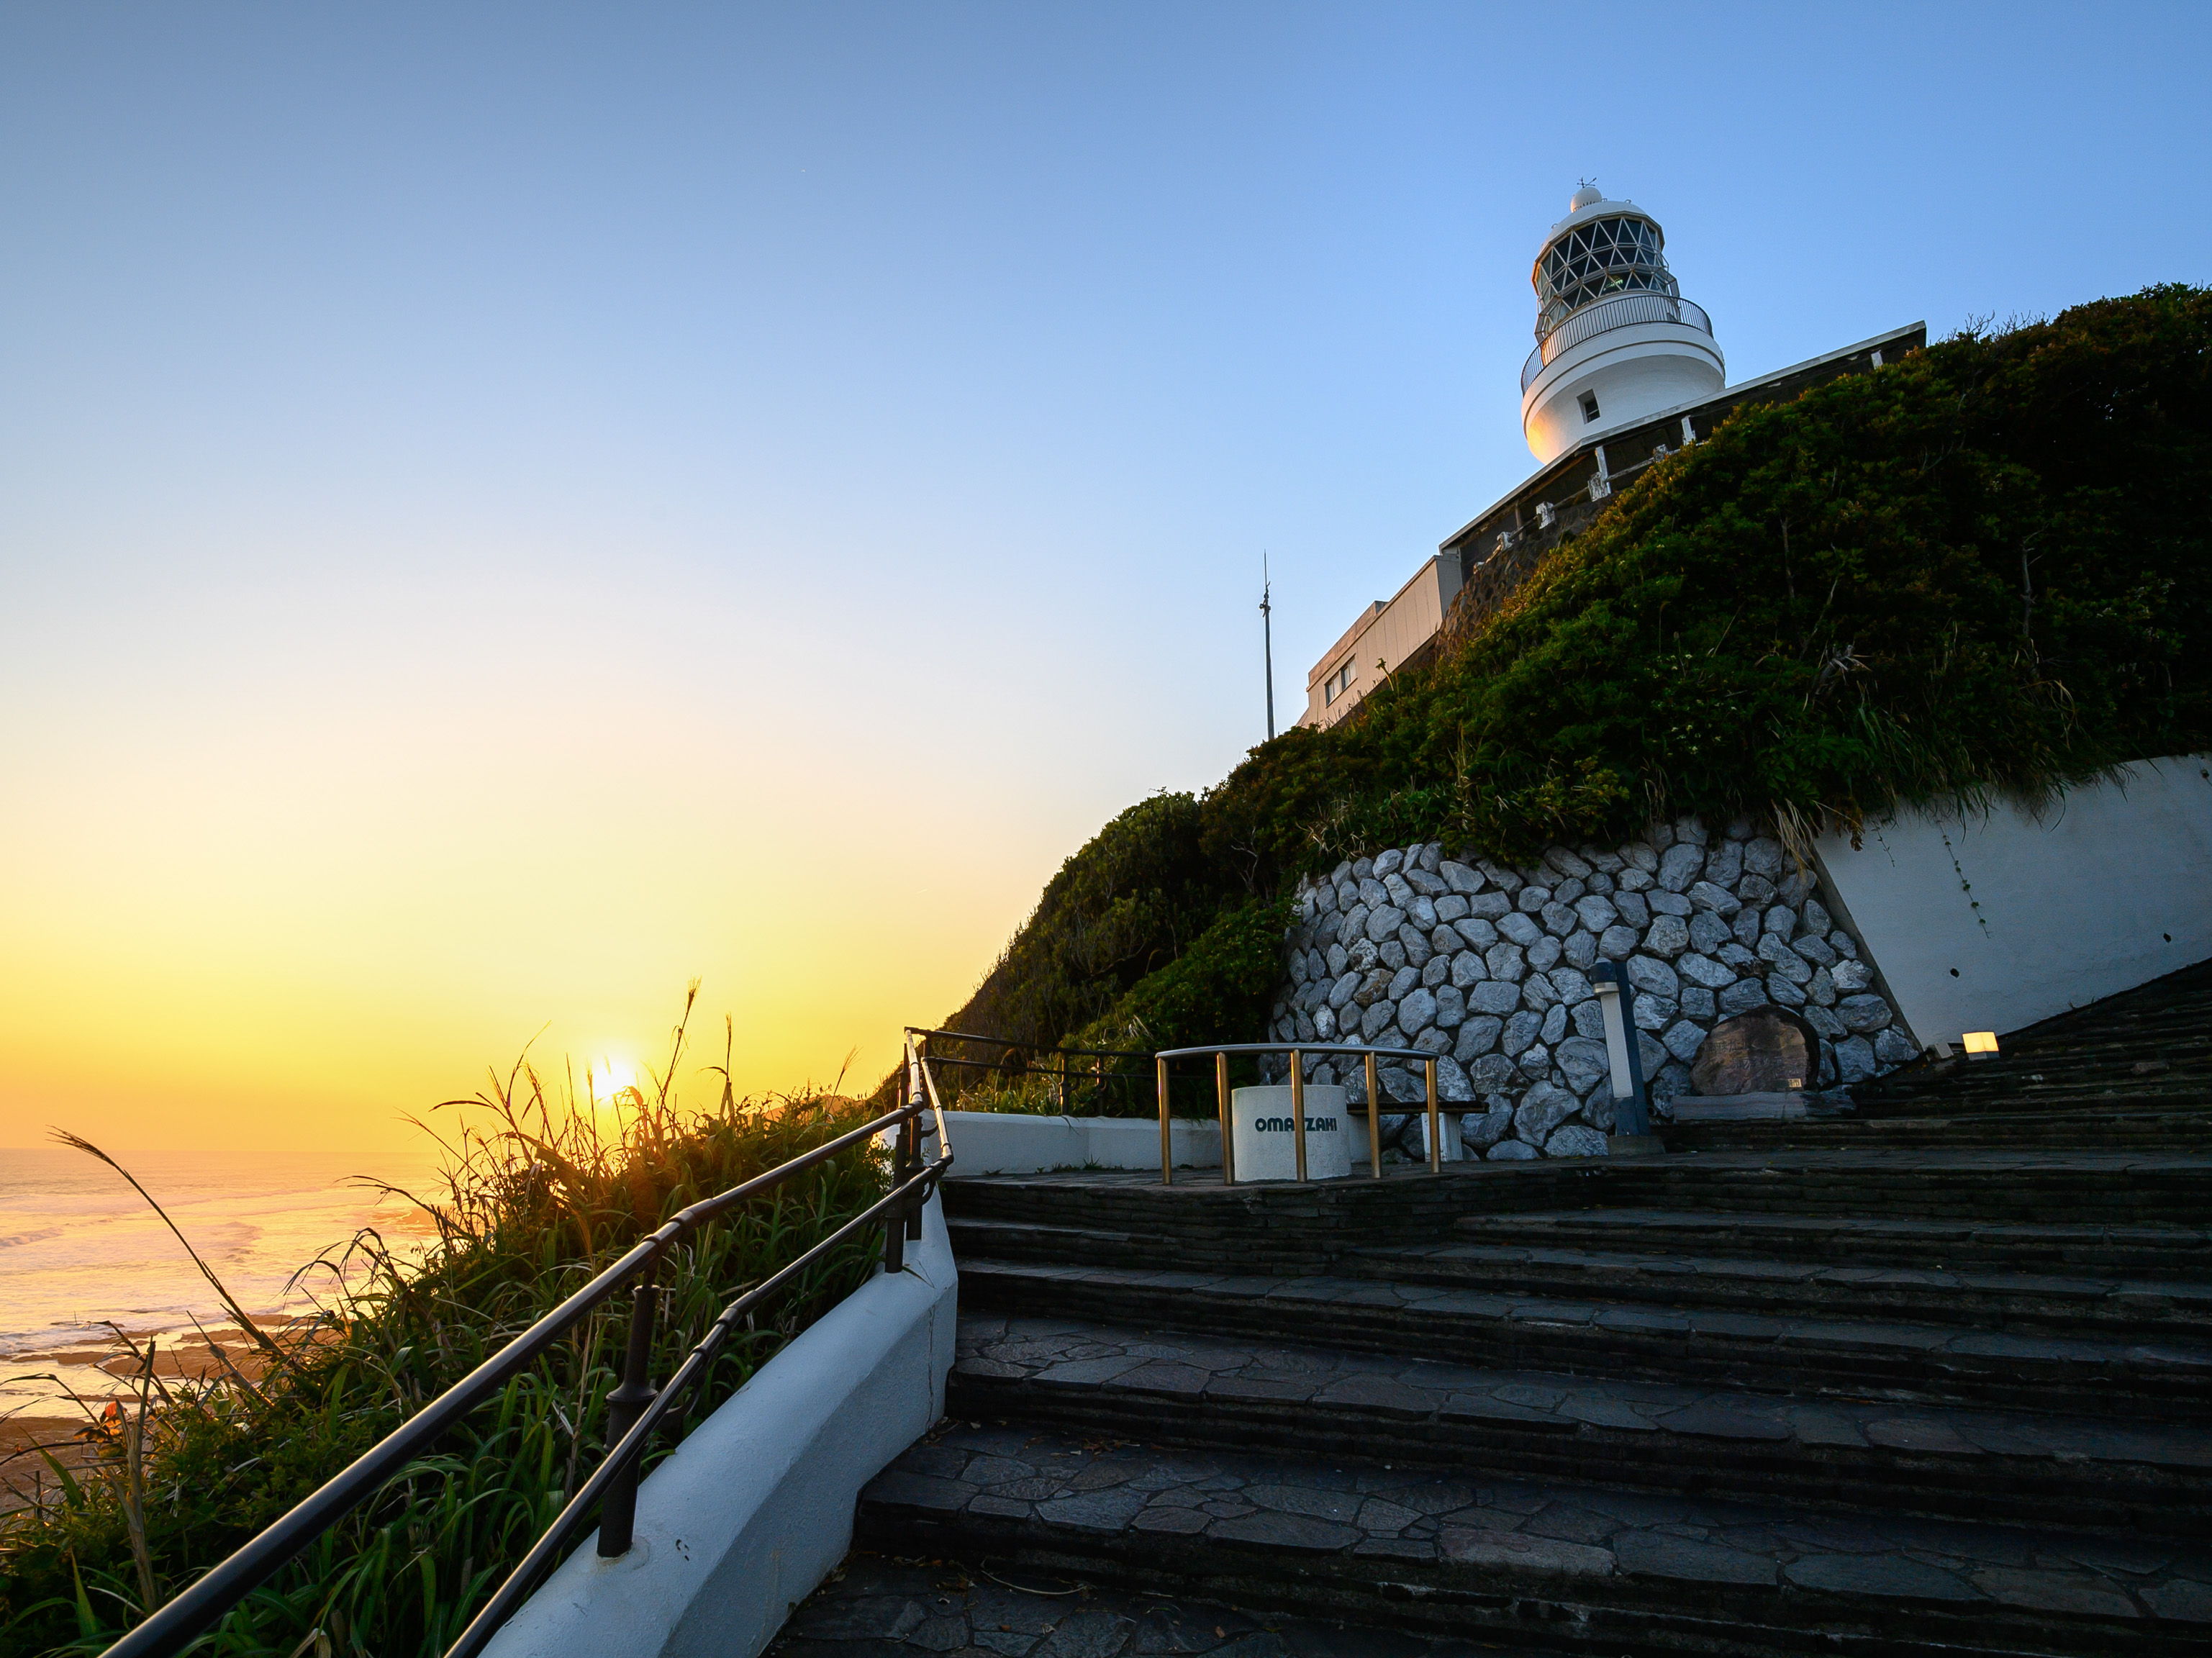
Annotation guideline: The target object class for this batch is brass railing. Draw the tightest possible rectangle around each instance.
[1151,1042,1448,1185]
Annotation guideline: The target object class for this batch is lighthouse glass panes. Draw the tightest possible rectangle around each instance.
[1534,215,1676,340]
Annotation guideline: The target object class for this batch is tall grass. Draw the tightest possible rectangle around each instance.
[0,994,894,1657]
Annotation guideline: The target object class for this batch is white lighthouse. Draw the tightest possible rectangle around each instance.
[1519,184,1724,464]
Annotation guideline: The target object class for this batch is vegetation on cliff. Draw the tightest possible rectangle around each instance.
[946,286,2212,1060]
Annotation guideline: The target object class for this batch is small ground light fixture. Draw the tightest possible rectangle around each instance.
[1962,1031,2001,1060]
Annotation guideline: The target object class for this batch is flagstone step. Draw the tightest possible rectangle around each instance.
[952,1218,2212,1338]
[946,1315,2212,1538]
[940,1155,2212,1279]
[956,1257,2212,1418]
[1449,1208,2212,1279]
[858,1423,2212,1658]
[1662,1108,2212,1156]
[767,1549,1493,1658]
[1853,1077,2212,1115]
[1336,1239,2212,1338]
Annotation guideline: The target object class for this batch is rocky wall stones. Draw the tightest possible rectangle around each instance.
[1268,820,1905,1160]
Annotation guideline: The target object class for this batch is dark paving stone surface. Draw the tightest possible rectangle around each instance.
[949,1149,2212,1200]
[942,1149,2212,1244]
[957,1257,2212,1416]
[769,1551,1505,1658]
[1445,1208,2212,1277]
[951,1314,2212,1473]
[1345,1237,2212,1330]
[861,1422,2212,1627]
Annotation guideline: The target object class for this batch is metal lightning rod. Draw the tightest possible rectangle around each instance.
[1260,554,1275,740]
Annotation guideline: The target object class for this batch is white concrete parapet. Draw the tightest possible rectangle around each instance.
[905,1109,1222,1174]
[482,1192,958,1658]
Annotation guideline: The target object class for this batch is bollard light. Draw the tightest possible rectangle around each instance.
[1962,1030,2000,1060]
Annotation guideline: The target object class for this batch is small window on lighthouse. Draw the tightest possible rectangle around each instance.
[1579,390,1602,423]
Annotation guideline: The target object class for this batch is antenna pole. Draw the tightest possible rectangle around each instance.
[1261,556,1275,740]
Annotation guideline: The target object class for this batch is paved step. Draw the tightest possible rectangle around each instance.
[1852,1078,2212,1115]
[1663,1109,2212,1156]
[948,1315,2212,1538]
[955,1217,2212,1339]
[1450,1208,2212,1279]
[941,1155,2212,1285]
[957,1257,2212,1418]
[861,1422,2212,1658]
[767,1549,1477,1658]
[1339,1240,2212,1338]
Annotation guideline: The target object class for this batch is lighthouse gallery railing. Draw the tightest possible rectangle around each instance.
[1521,291,1713,392]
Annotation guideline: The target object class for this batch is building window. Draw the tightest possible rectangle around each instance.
[1579,390,1602,423]
[1323,662,1356,705]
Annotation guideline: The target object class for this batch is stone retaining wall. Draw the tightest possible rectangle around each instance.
[1267,817,1912,1159]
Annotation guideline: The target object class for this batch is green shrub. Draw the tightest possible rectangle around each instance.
[1069,895,1295,1057]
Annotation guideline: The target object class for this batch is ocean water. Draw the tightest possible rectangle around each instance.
[0,1146,442,1414]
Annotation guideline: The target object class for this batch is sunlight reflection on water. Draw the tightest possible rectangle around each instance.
[1,1147,442,1410]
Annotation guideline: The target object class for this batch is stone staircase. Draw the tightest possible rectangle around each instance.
[855,970,2212,1656]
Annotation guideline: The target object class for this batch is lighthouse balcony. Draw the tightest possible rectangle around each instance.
[1521,290,1715,392]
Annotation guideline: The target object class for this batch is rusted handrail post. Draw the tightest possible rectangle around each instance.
[1425,1059,1441,1174]
[1157,1056,1172,1185]
[1214,1051,1234,1186]
[1289,1049,1307,1183]
[597,1264,660,1557]
[1364,1051,1383,1178]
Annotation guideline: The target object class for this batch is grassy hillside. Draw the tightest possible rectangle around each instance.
[943,286,2212,1061]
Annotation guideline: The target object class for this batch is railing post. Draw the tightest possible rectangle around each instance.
[1364,1051,1382,1178]
[1366,1051,1383,1179]
[1425,1059,1441,1174]
[1289,1049,1307,1184]
[903,1111,923,1241]
[884,1116,910,1273]
[597,1264,660,1557]
[1215,1051,1233,1187]
[1156,1057,1172,1185]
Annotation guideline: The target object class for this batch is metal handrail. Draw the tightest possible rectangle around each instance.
[912,1027,1152,1061]
[101,1082,951,1658]
[1151,1042,1452,1185]
[906,1025,1155,1114]
[1520,291,1713,392]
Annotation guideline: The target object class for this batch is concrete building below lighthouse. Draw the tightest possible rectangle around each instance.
[1520,184,1724,464]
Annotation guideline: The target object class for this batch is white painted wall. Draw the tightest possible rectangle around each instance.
[483,1192,958,1658]
[910,1109,1221,1174]
[1522,325,1724,465]
[1301,556,1462,730]
[1814,754,2212,1048]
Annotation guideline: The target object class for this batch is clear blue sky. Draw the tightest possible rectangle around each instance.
[4,4,2208,1144]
